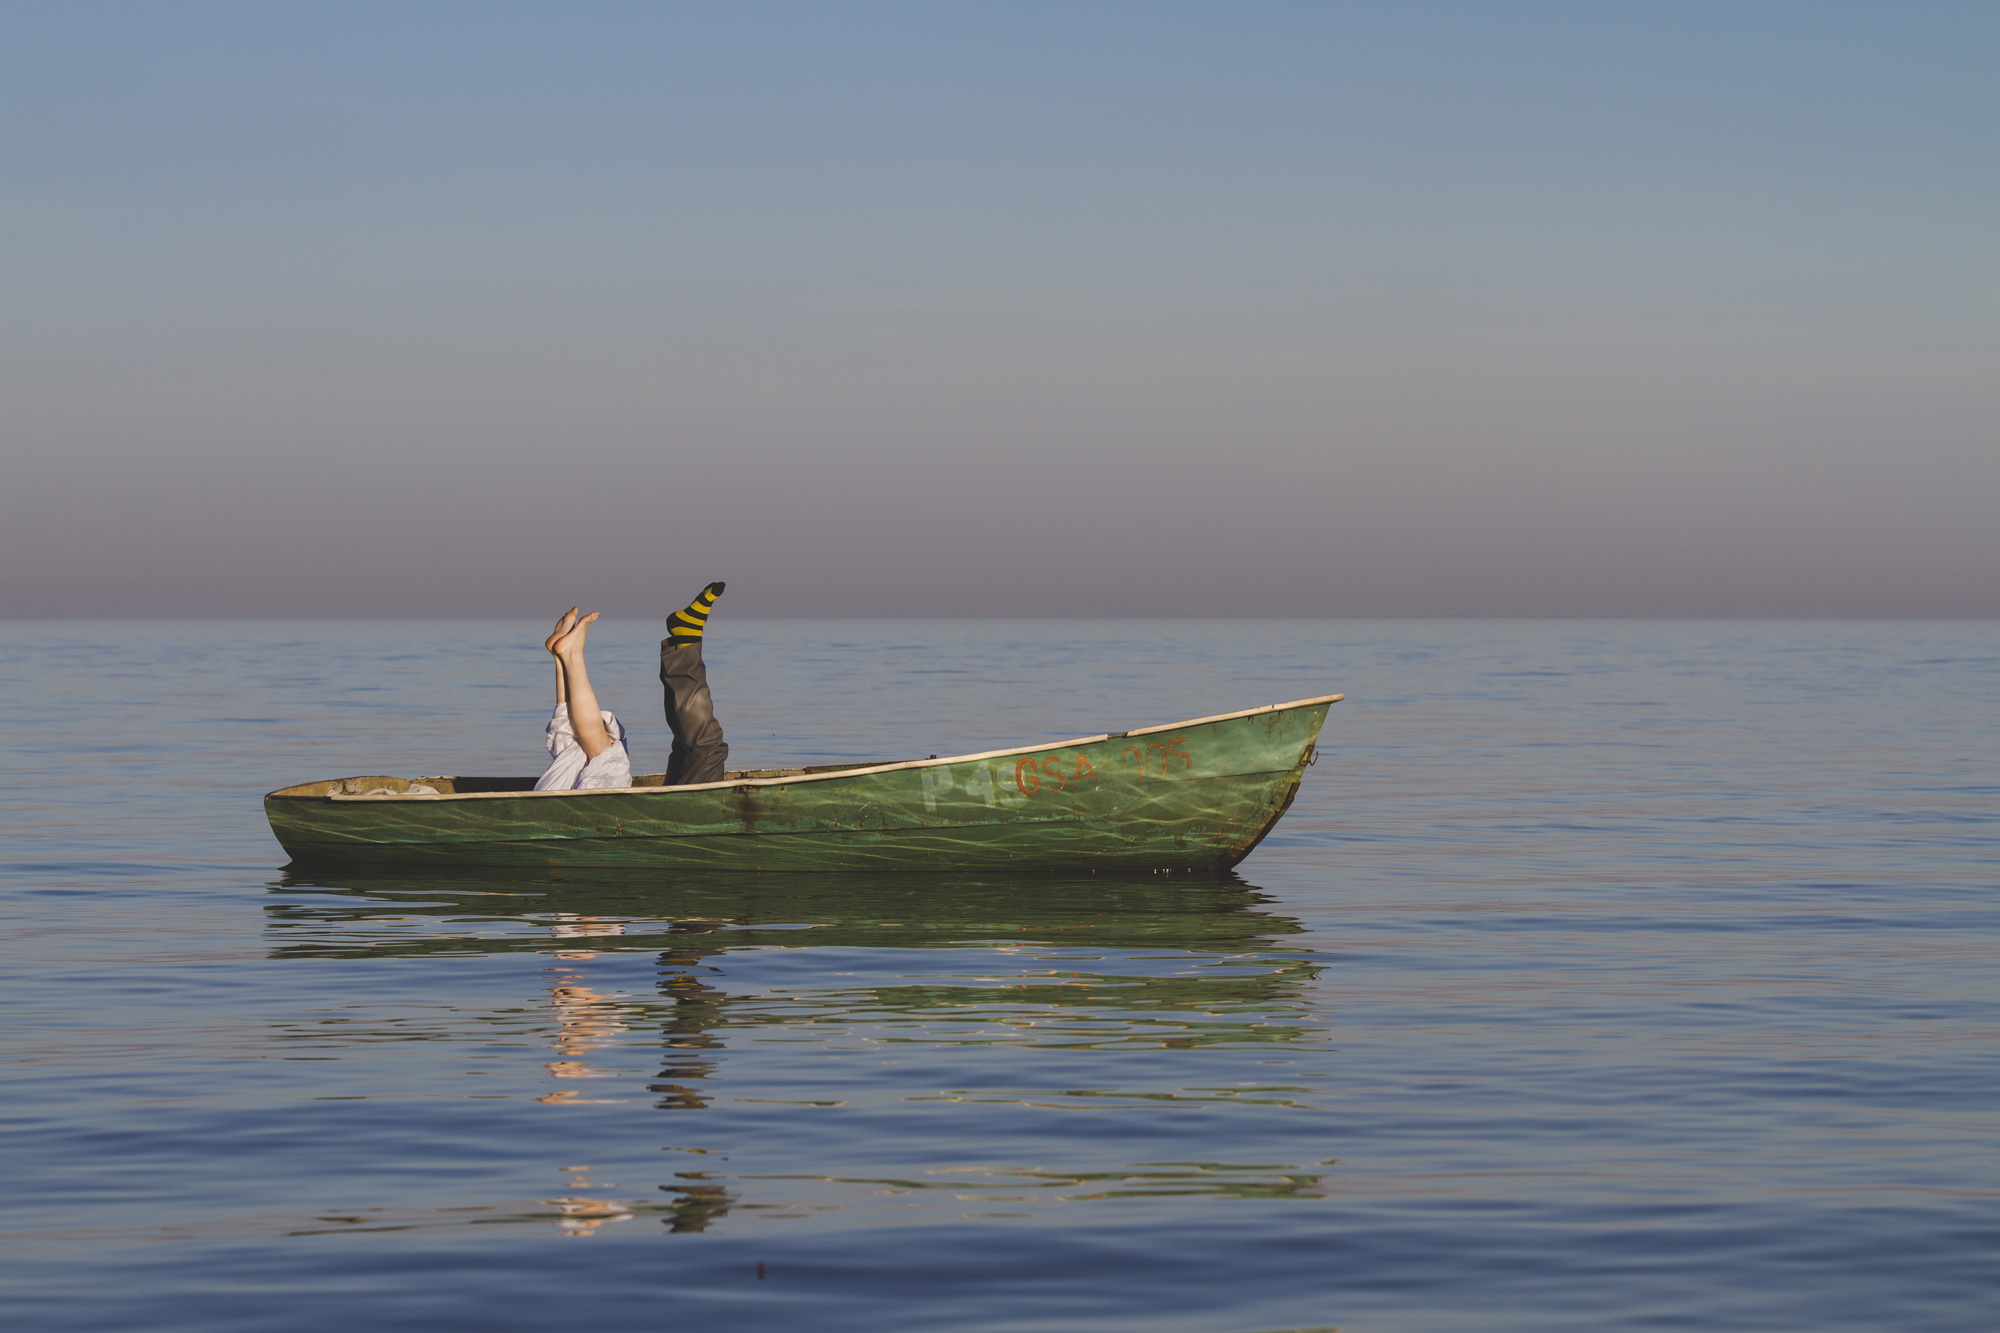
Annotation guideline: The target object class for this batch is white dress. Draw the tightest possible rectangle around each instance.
[534,703,633,791]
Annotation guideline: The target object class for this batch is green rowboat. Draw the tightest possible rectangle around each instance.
[264,693,1341,871]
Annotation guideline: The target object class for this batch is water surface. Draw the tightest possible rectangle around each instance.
[1,618,1994,1329]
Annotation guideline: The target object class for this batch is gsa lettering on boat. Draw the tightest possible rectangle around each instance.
[1007,738,1192,798]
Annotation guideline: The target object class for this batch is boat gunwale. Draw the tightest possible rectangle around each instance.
[277,693,1344,804]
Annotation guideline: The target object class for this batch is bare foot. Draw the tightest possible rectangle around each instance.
[552,610,600,659]
[545,607,579,654]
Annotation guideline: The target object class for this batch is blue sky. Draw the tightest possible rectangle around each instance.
[4,1,1995,615]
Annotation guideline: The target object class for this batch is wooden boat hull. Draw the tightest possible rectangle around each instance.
[265,694,1340,871]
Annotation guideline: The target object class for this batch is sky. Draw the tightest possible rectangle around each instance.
[3,0,1995,617]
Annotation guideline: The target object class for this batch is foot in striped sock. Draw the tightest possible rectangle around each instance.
[666,581,725,644]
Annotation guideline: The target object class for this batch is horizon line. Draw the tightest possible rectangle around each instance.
[4,613,1997,623]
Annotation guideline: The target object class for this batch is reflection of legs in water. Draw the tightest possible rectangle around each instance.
[653,929,727,1112]
[651,925,741,1233]
[660,582,728,785]
[537,951,633,1103]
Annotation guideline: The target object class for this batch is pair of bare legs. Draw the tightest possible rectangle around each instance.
[544,607,617,762]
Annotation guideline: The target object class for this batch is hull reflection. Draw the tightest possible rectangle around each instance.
[267,865,1311,960]
[260,867,1329,1230]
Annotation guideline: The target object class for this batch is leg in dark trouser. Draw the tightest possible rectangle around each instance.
[660,640,728,785]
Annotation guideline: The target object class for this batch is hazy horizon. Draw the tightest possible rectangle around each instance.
[4,613,1994,624]
[5,2,1995,618]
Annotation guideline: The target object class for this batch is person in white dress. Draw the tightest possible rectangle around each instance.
[535,607,633,791]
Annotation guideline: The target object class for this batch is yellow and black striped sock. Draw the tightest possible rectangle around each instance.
[666,581,725,644]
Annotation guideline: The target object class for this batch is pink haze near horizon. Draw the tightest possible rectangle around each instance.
[3,2,1995,618]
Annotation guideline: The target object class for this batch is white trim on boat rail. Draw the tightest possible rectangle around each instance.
[1121,693,1345,737]
[307,693,1344,803]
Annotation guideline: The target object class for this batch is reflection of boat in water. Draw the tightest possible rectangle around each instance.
[264,694,1340,871]
[264,867,1332,1227]
[267,865,1314,963]
[269,867,1325,1062]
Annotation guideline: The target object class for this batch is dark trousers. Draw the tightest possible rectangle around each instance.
[660,640,729,785]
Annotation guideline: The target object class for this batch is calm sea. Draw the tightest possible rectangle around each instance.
[1,618,1994,1331]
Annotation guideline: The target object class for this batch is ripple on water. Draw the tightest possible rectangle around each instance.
[0,618,1995,1331]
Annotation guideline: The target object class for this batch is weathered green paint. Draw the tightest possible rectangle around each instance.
[265,694,1340,871]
